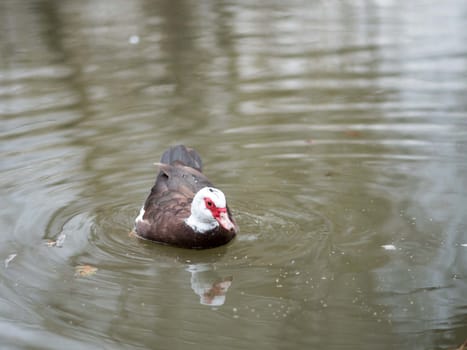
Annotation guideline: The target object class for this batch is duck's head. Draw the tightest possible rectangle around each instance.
[185,187,236,234]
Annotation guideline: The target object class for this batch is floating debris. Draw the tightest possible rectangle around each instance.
[343,129,362,138]
[460,243,467,247]
[381,244,397,251]
[4,253,17,268]
[129,35,140,44]
[75,265,98,277]
[450,339,467,350]
[46,233,66,248]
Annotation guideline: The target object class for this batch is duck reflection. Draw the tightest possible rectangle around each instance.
[130,231,234,306]
[186,264,232,306]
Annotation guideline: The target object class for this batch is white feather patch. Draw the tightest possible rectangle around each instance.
[135,206,146,224]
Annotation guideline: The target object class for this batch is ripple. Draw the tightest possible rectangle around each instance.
[224,192,333,268]
[0,65,73,83]
[225,123,451,135]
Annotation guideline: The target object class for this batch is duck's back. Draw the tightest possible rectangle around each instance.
[151,145,213,196]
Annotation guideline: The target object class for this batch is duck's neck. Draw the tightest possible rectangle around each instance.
[185,214,218,234]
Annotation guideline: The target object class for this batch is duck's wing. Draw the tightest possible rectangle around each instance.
[149,163,213,199]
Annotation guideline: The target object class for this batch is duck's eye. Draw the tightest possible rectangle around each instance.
[206,200,214,207]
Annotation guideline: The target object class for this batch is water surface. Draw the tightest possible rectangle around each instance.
[1,1,467,349]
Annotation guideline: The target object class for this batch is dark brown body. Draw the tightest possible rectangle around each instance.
[135,145,237,249]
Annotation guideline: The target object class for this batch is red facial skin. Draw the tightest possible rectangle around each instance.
[204,197,235,232]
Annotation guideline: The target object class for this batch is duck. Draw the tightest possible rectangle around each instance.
[134,145,238,249]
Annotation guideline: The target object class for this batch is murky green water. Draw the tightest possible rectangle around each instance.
[1,1,467,349]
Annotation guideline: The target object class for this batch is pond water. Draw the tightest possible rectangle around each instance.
[1,0,467,349]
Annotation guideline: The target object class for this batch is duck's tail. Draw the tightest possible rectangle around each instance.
[160,145,203,172]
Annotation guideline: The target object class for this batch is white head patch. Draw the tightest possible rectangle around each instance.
[185,187,227,233]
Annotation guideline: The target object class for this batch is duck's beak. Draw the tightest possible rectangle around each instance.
[216,211,236,232]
